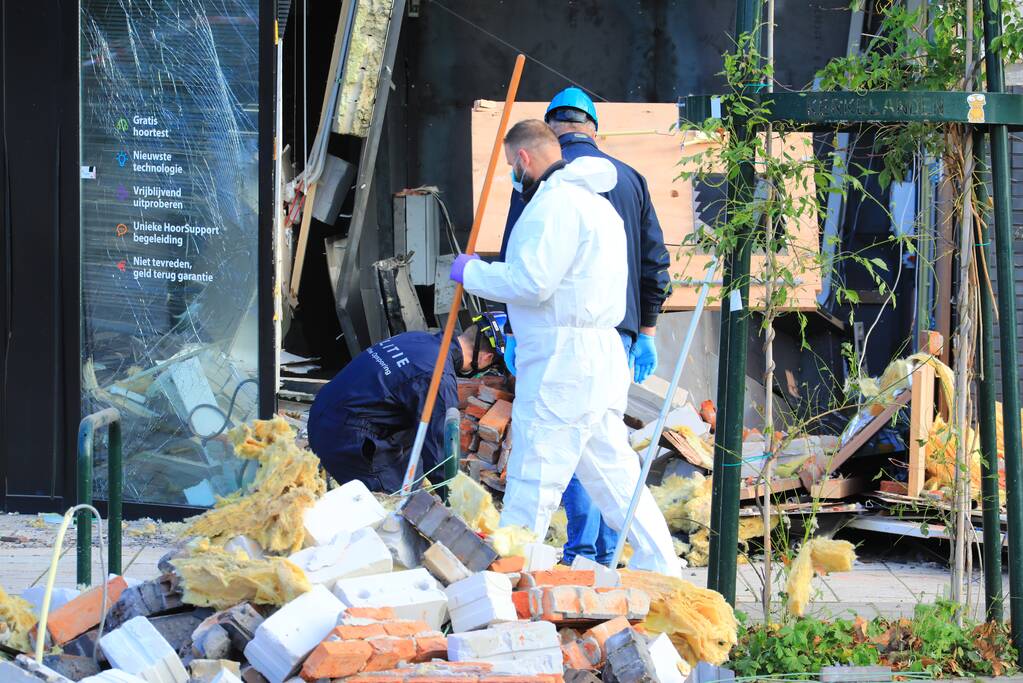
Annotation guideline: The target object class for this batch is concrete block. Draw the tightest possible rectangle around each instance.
[99,615,188,683]
[42,653,101,680]
[289,527,392,588]
[444,572,516,633]
[377,512,429,569]
[243,584,345,683]
[685,662,735,683]
[237,667,268,683]
[333,568,448,631]
[570,555,621,588]
[602,628,656,683]
[819,666,892,683]
[5,655,74,683]
[423,542,473,585]
[521,543,558,572]
[447,621,562,675]
[648,633,687,683]
[106,574,185,630]
[80,672,150,683]
[219,603,265,652]
[192,623,232,660]
[401,491,499,572]
[564,669,602,683]
[61,628,102,660]
[304,479,387,546]
[149,609,212,653]
[223,536,265,560]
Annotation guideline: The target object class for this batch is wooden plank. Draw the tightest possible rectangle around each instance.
[908,332,943,498]
[469,101,821,310]
[798,390,912,489]
[810,475,871,499]
[739,476,802,501]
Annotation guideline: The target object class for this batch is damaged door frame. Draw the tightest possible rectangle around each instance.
[334,0,408,357]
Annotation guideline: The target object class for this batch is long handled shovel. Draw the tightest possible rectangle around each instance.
[399,54,526,496]
[609,256,720,569]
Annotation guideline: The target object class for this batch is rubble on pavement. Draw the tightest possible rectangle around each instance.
[0,417,738,683]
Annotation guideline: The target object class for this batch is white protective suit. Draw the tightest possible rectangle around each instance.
[462,156,681,577]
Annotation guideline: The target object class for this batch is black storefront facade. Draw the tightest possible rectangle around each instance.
[1,0,277,517]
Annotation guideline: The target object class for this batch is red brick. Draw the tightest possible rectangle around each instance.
[333,623,388,640]
[561,640,598,670]
[47,576,128,645]
[383,620,432,637]
[880,480,908,495]
[478,400,512,442]
[302,639,373,680]
[490,556,525,573]
[365,637,417,671]
[511,590,533,619]
[480,676,564,683]
[520,570,595,588]
[582,617,631,657]
[478,386,514,404]
[346,606,398,621]
[477,440,500,463]
[412,634,448,661]
[348,674,407,683]
[539,587,648,626]
[466,403,488,419]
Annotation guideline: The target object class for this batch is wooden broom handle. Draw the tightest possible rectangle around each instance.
[418,54,525,427]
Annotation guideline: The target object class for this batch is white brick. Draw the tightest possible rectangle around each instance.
[208,671,243,683]
[98,616,188,683]
[522,543,558,571]
[422,542,472,585]
[303,479,387,546]
[289,527,392,588]
[243,584,345,683]
[570,555,621,588]
[444,572,516,633]
[376,512,429,569]
[80,672,149,683]
[649,633,687,683]
[447,621,562,675]
[332,568,447,630]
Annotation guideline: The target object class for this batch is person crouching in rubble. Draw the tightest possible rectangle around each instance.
[449,120,682,578]
[308,312,507,493]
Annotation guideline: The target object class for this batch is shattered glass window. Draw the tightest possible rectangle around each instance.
[79,0,262,506]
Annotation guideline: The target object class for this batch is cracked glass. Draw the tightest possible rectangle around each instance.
[79,0,262,506]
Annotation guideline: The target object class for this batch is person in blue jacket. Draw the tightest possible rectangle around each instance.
[308,313,506,492]
[499,88,671,566]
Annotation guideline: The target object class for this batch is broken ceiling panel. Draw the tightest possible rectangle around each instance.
[333,0,396,137]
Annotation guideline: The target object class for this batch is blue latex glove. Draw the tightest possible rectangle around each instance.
[629,333,658,384]
[503,335,517,376]
[450,253,480,283]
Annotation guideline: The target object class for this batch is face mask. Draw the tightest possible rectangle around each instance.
[510,162,524,194]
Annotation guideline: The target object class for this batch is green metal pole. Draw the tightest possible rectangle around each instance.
[974,130,1003,622]
[76,422,94,587]
[983,0,1023,645]
[707,0,762,603]
[108,420,123,575]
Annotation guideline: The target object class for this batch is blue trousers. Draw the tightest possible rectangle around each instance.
[559,332,631,565]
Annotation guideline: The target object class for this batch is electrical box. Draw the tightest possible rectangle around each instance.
[393,192,440,286]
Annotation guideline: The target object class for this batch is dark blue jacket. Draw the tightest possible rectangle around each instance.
[500,132,671,338]
[308,331,460,492]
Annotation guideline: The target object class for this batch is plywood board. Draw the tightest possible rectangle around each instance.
[470,100,822,310]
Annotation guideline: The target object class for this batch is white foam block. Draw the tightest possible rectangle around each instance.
[98,616,188,683]
[649,633,687,683]
[80,672,150,683]
[243,585,345,683]
[289,527,392,588]
[444,572,516,633]
[447,621,562,674]
[332,568,448,630]
[303,479,388,547]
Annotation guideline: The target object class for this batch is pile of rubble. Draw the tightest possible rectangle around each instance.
[456,378,514,495]
[0,417,738,683]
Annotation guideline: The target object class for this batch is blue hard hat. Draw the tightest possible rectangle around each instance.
[545,87,598,130]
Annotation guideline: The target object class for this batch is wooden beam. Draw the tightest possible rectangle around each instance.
[908,331,943,497]
[810,475,871,499]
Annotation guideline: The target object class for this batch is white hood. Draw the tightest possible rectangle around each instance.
[547,156,618,195]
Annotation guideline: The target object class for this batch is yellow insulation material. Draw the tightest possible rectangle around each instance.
[0,583,37,653]
[547,508,568,547]
[619,570,737,665]
[448,472,501,534]
[924,415,981,495]
[173,539,311,609]
[785,538,856,616]
[183,418,326,554]
[489,526,538,557]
